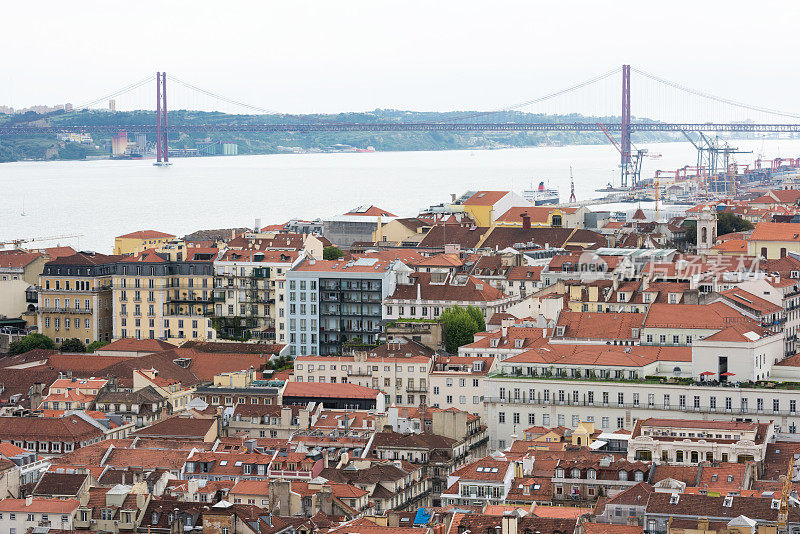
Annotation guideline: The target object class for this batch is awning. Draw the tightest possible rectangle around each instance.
[700,371,716,376]
[720,372,736,377]
[596,432,632,441]
[589,440,608,450]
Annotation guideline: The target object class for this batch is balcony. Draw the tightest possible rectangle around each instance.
[167,296,213,304]
[40,307,93,314]
[406,385,428,393]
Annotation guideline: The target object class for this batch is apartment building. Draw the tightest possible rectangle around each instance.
[484,370,800,450]
[384,271,515,324]
[111,249,217,343]
[428,354,495,417]
[213,249,303,343]
[113,230,175,255]
[0,498,80,532]
[286,254,408,356]
[37,252,120,345]
[292,338,434,406]
[0,250,46,320]
[628,418,772,464]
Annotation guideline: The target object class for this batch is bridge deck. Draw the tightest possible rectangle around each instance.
[3,122,800,135]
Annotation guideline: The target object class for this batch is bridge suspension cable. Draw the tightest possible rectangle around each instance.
[74,74,155,110]
[631,66,800,120]
[168,74,284,116]
[445,66,622,122]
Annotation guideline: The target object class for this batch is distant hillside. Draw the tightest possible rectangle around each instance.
[0,108,679,162]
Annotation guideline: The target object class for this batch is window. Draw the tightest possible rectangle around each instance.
[499,412,505,423]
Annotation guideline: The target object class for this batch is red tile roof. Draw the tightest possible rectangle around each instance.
[43,246,77,260]
[116,230,175,239]
[344,205,397,217]
[751,221,800,242]
[0,415,104,442]
[0,250,44,269]
[555,311,645,340]
[643,302,752,330]
[388,272,507,303]
[0,498,80,513]
[98,338,178,353]
[463,191,510,206]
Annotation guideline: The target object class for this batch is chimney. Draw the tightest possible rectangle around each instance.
[501,326,508,338]
[416,283,421,301]
[521,213,531,230]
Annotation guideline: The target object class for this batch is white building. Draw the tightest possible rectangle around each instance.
[0,497,79,532]
[384,271,515,324]
[286,253,410,356]
[627,418,772,464]
[291,338,434,406]
[428,354,495,417]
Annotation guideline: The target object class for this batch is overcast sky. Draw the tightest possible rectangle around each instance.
[3,0,800,117]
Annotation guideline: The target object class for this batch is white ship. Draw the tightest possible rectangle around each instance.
[523,181,559,206]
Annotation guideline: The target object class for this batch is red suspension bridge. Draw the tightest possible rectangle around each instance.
[3,64,800,186]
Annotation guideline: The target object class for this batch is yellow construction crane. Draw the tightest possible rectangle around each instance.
[778,460,793,534]
[0,234,83,250]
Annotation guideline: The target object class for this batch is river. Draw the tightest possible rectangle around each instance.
[2,138,799,253]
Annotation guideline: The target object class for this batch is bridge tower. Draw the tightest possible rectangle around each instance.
[620,64,631,188]
[155,72,169,165]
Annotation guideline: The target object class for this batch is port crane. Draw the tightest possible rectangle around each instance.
[0,234,83,250]
[596,123,648,189]
[778,460,794,534]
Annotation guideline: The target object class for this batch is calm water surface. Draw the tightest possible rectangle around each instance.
[2,139,799,253]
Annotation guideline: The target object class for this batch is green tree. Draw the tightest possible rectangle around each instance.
[323,246,344,260]
[682,220,697,246]
[87,340,110,353]
[717,212,754,235]
[439,305,486,353]
[60,338,87,353]
[8,333,56,355]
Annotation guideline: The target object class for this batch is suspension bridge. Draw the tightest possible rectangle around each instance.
[3,64,800,186]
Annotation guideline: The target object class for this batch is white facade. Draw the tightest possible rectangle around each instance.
[691,331,785,382]
[483,375,800,449]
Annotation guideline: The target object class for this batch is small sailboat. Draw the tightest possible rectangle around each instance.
[20,200,26,216]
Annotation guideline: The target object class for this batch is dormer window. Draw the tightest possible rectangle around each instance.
[490,338,499,348]
[514,339,523,349]
[571,468,581,478]
[556,326,565,337]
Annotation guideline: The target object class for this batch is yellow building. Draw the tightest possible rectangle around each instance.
[133,369,194,412]
[112,249,217,343]
[113,230,175,256]
[571,421,595,447]
[748,222,800,259]
[461,190,529,227]
[493,206,587,229]
[373,217,432,246]
[37,251,120,345]
[0,250,47,322]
